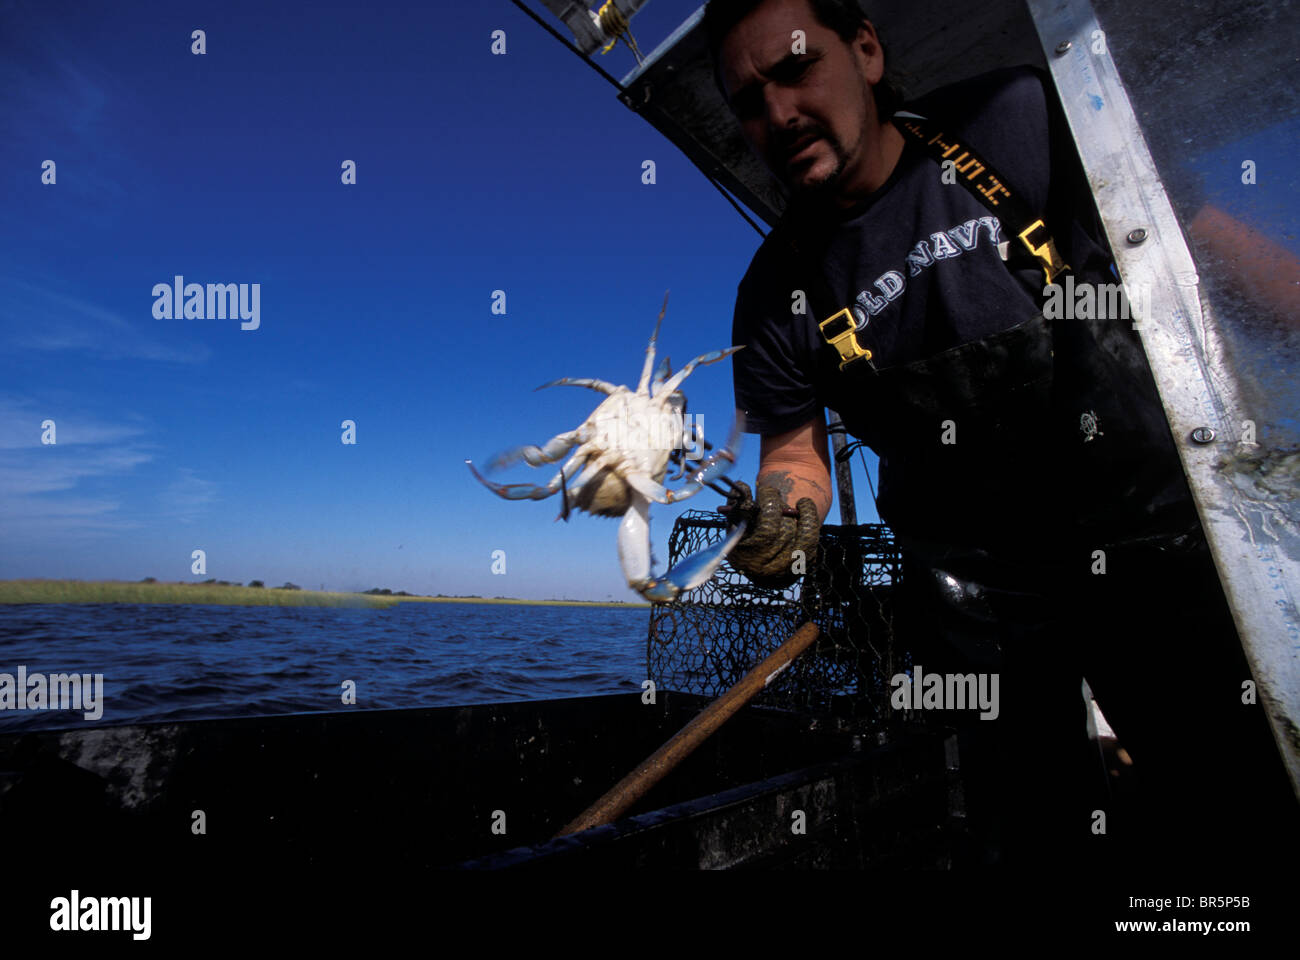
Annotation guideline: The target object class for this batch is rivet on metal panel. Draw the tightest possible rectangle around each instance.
[1055,40,1072,55]
[1127,228,1148,244]
[1191,427,1216,444]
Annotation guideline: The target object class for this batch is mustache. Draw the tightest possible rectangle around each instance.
[773,125,831,155]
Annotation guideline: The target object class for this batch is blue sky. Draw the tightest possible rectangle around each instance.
[0,0,883,601]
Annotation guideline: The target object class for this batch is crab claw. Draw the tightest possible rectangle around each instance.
[632,520,748,604]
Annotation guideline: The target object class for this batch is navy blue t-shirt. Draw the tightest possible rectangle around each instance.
[733,66,1115,434]
[731,66,1194,547]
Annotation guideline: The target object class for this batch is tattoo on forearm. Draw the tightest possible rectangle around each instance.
[759,470,795,499]
[759,470,829,512]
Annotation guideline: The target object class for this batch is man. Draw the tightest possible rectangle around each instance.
[705,0,1294,870]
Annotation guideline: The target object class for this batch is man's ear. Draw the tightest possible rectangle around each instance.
[852,21,886,86]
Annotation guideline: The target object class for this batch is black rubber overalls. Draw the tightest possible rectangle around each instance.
[774,210,1292,870]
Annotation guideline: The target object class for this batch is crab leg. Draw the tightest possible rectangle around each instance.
[658,345,745,397]
[651,356,672,396]
[616,497,653,587]
[636,292,670,395]
[485,428,587,472]
[466,457,581,501]
[538,374,618,395]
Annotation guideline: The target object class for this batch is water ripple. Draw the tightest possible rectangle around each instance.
[0,602,650,731]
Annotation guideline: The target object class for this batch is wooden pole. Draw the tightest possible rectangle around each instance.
[555,621,820,837]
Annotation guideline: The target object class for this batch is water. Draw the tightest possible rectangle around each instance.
[0,602,651,732]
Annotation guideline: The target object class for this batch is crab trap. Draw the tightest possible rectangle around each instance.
[648,510,909,725]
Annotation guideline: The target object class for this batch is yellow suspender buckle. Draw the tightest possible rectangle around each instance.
[819,308,873,370]
[1018,218,1071,285]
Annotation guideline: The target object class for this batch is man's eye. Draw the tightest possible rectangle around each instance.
[780,58,815,81]
[728,58,815,117]
[732,90,762,118]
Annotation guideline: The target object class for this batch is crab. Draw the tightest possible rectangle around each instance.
[466,295,747,603]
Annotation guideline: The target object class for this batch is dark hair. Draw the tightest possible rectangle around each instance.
[704,0,903,119]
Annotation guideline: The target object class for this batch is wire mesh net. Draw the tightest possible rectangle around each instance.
[647,510,909,725]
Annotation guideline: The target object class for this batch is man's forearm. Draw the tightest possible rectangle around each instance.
[756,463,832,523]
[753,417,835,523]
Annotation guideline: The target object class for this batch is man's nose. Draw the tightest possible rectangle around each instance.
[762,85,800,131]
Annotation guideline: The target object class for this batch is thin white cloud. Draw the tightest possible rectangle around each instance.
[0,447,153,496]
[0,276,210,365]
[0,396,149,451]
[0,496,131,536]
[0,397,154,538]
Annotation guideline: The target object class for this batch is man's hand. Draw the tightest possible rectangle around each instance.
[724,480,820,589]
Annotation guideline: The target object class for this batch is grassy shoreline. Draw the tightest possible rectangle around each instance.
[0,579,649,609]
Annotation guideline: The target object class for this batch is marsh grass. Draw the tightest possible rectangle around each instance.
[0,580,650,608]
[0,580,396,608]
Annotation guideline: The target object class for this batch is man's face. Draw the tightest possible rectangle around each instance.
[717,0,885,201]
